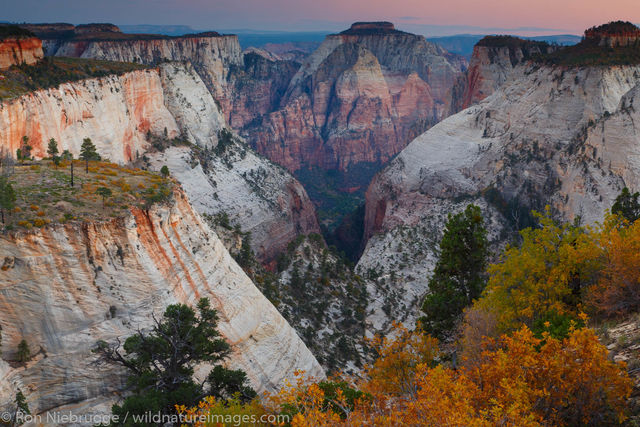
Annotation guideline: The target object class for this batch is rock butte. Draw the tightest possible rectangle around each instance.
[244,22,466,173]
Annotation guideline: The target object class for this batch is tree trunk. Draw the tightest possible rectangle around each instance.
[70,161,74,187]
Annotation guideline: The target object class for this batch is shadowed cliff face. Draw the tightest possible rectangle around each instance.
[0,189,323,416]
[0,37,43,70]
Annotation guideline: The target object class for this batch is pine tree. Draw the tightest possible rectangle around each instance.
[160,165,170,177]
[14,390,30,416]
[47,138,59,168]
[95,187,112,208]
[419,204,488,339]
[80,138,100,173]
[0,176,16,224]
[612,187,640,223]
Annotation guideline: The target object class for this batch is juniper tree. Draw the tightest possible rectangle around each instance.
[93,298,255,423]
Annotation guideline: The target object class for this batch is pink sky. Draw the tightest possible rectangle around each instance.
[180,0,640,33]
[6,0,640,34]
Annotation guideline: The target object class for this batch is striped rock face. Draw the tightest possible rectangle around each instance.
[0,189,323,416]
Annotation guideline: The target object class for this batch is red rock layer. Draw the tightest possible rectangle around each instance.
[0,37,43,70]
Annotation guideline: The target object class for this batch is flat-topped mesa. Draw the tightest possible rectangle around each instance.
[74,23,121,35]
[340,21,406,35]
[585,21,640,47]
[0,25,43,70]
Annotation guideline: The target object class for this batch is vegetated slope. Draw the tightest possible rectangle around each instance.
[209,221,371,374]
[360,27,640,335]
[0,179,323,417]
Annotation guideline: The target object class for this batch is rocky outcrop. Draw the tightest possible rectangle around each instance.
[151,62,321,262]
[447,36,555,114]
[360,60,640,333]
[0,37,43,70]
[585,21,640,47]
[0,189,323,416]
[243,22,466,174]
[0,61,320,264]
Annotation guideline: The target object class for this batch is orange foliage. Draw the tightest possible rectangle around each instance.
[268,325,630,426]
[363,322,439,397]
[587,216,640,318]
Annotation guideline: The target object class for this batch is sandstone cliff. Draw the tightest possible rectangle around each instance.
[44,27,243,119]
[226,48,300,130]
[0,189,323,416]
[37,26,301,147]
[0,36,43,70]
[0,67,177,162]
[244,22,466,174]
[447,36,555,114]
[0,62,320,263]
[360,61,640,333]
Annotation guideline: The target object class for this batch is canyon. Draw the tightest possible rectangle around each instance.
[2,18,640,419]
[22,22,467,227]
